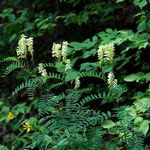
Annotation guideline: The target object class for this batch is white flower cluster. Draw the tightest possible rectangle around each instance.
[52,41,69,60]
[107,72,117,87]
[17,34,34,59]
[52,41,71,71]
[62,41,69,61]
[17,34,27,59]
[26,37,33,57]
[52,43,61,59]
[38,63,47,77]
[75,77,80,89]
[65,59,71,71]
[98,43,115,63]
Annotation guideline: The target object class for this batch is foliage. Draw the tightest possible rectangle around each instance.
[0,0,150,149]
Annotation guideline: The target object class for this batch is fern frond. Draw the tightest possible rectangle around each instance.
[141,64,150,71]
[0,56,18,63]
[84,115,102,126]
[35,96,54,115]
[12,80,33,96]
[126,134,144,150]
[80,62,98,71]
[41,62,55,68]
[47,72,64,81]
[26,86,35,100]
[86,127,103,150]
[65,91,81,113]
[80,72,102,79]
[12,73,64,97]
[77,88,92,94]
[47,82,64,91]
[12,77,43,97]
[51,93,65,103]
[79,92,111,106]
[3,62,28,77]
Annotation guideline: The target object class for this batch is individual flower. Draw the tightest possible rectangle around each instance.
[27,37,34,57]
[107,72,117,87]
[61,41,69,62]
[65,59,71,71]
[23,122,31,133]
[75,77,80,89]
[17,34,27,59]
[7,112,15,120]
[52,43,61,59]
[38,63,48,77]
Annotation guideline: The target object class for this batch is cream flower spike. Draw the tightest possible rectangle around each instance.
[17,34,27,59]
[38,63,48,77]
[17,34,34,59]
[97,43,115,63]
[61,41,69,62]
[27,37,34,57]
[98,45,105,62]
[52,43,61,59]
[75,77,80,89]
[107,72,117,87]
[104,43,115,63]
[65,59,71,71]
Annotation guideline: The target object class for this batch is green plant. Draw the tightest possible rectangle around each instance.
[0,32,149,149]
[1,0,150,149]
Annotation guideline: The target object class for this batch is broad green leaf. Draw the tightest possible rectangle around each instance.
[124,74,140,82]
[144,73,150,81]
[125,107,137,119]
[55,62,65,73]
[134,0,147,9]
[134,97,150,112]
[83,49,97,58]
[137,20,146,32]
[69,42,84,51]
[139,120,150,136]
[80,63,93,71]
[134,116,143,124]
[124,72,144,82]
[0,145,9,150]
[101,120,115,129]
[1,106,9,113]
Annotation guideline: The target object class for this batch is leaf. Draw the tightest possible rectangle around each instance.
[101,120,115,129]
[83,49,96,58]
[80,63,93,71]
[65,69,79,81]
[0,145,9,150]
[55,62,65,73]
[134,116,143,124]
[1,106,9,113]
[69,42,84,51]
[139,120,150,136]
[124,72,144,82]
[125,107,137,119]
[9,34,17,42]
[124,74,140,82]
[116,0,124,2]
[134,97,150,112]
[83,51,92,58]
[144,73,150,81]
[137,20,146,32]
[134,0,147,9]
